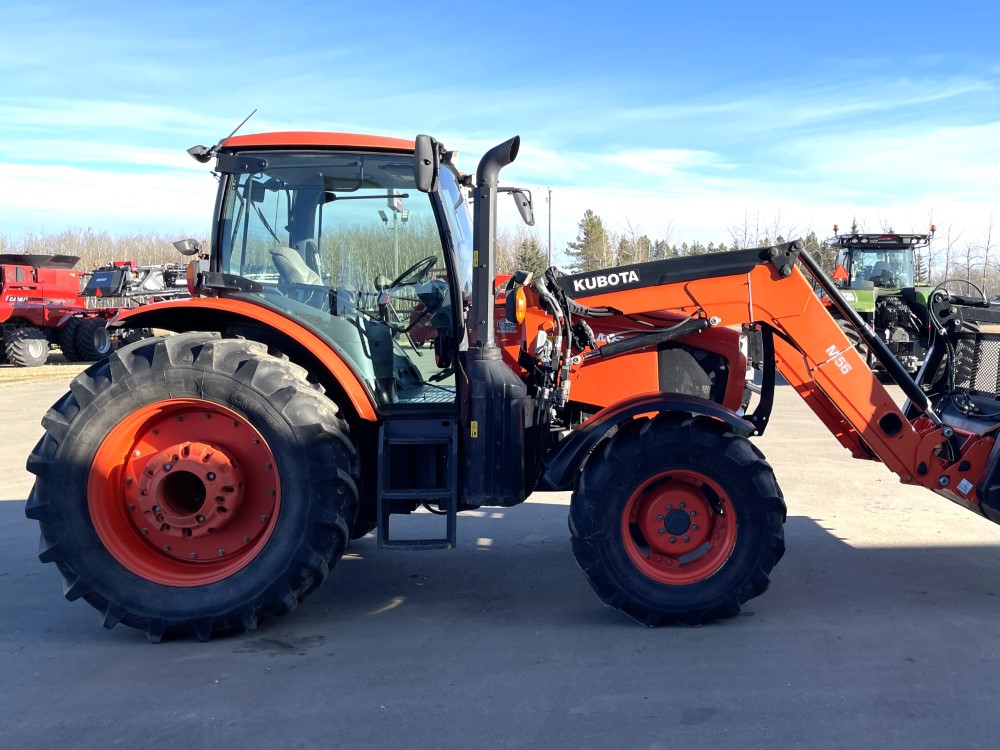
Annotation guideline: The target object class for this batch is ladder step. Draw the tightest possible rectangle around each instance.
[381,488,451,501]
[377,419,458,550]
[380,538,454,551]
[384,436,452,445]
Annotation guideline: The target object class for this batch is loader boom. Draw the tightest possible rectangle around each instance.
[560,240,996,510]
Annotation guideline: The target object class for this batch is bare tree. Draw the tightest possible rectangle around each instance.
[728,210,800,249]
[979,214,996,297]
[728,211,763,250]
[933,224,965,283]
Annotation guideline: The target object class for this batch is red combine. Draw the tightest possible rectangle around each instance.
[0,254,189,366]
[0,254,112,366]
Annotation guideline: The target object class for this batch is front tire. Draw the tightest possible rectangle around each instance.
[570,414,785,626]
[5,326,49,367]
[25,333,360,641]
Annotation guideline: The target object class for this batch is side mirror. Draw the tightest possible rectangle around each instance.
[414,134,440,193]
[173,239,202,257]
[512,190,534,226]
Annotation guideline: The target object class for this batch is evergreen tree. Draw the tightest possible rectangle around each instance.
[565,210,610,271]
[652,239,676,259]
[513,235,548,278]
[914,249,928,284]
[616,235,635,267]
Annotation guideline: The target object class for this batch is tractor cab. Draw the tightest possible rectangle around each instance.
[204,137,474,410]
[830,229,930,291]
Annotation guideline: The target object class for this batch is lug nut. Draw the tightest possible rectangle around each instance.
[692,525,699,531]
[190,553,198,559]
[260,515,268,522]
[141,528,149,535]
[665,504,672,510]
[242,536,250,544]
[207,472,216,481]
[683,535,690,542]
[163,545,171,552]
[679,502,686,509]
[196,515,205,523]
[218,550,225,557]
[657,514,664,521]
[669,537,676,544]
[164,463,172,472]
[128,504,136,510]
[938,476,950,487]
[690,511,697,517]
[658,528,666,534]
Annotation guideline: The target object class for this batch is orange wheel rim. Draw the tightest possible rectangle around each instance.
[621,470,738,585]
[87,399,281,587]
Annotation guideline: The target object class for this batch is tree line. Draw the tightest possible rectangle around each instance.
[6,211,998,298]
[547,209,1000,298]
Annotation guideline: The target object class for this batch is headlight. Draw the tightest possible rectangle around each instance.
[841,291,856,302]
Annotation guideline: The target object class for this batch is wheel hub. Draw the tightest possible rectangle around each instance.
[27,338,46,358]
[131,442,245,553]
[663,508,692,536]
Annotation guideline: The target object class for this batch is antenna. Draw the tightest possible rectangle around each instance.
[186,109,259,163]
[224,108,257,141]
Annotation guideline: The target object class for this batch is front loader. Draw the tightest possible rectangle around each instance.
[25,131,1000,641]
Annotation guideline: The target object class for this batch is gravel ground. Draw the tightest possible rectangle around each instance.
[2,376,1000,749]
[0,351,88,387]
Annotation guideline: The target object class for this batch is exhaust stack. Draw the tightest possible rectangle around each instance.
[470,136,520,353]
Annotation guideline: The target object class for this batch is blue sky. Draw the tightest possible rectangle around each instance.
[1,1,998,260]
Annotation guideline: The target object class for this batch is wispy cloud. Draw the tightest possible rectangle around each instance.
[0,162,215,233]
[1,1,998,258]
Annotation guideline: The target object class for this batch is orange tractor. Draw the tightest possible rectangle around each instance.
[25,131,1000,641]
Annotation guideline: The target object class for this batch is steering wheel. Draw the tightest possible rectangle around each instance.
[389,256,436,288]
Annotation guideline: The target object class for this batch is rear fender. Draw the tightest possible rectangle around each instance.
[113,299,378,421]
[538,393,753,491]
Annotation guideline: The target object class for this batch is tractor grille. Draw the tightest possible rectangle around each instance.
[951,332,1000,399]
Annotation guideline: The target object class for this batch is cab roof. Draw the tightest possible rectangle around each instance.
[829,233,930,249]
[222,131,414,152]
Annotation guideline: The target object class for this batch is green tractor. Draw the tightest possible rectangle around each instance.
[826,226,935,374]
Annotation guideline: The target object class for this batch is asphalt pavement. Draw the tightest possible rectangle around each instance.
[2,377,1000,749]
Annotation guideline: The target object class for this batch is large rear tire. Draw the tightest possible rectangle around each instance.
[5,326,49,367]
[570,414,785,625]
[25,333,360,641]
[58,317,82,361]
[75,317,113,361]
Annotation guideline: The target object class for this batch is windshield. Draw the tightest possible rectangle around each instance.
[845,247,915,288]
[218,149,466,408]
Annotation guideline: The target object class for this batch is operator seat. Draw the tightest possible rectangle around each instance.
[870,261,889,281]
[270,246,323,285]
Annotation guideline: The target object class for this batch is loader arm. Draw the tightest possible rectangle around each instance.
[559,241,996,509]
